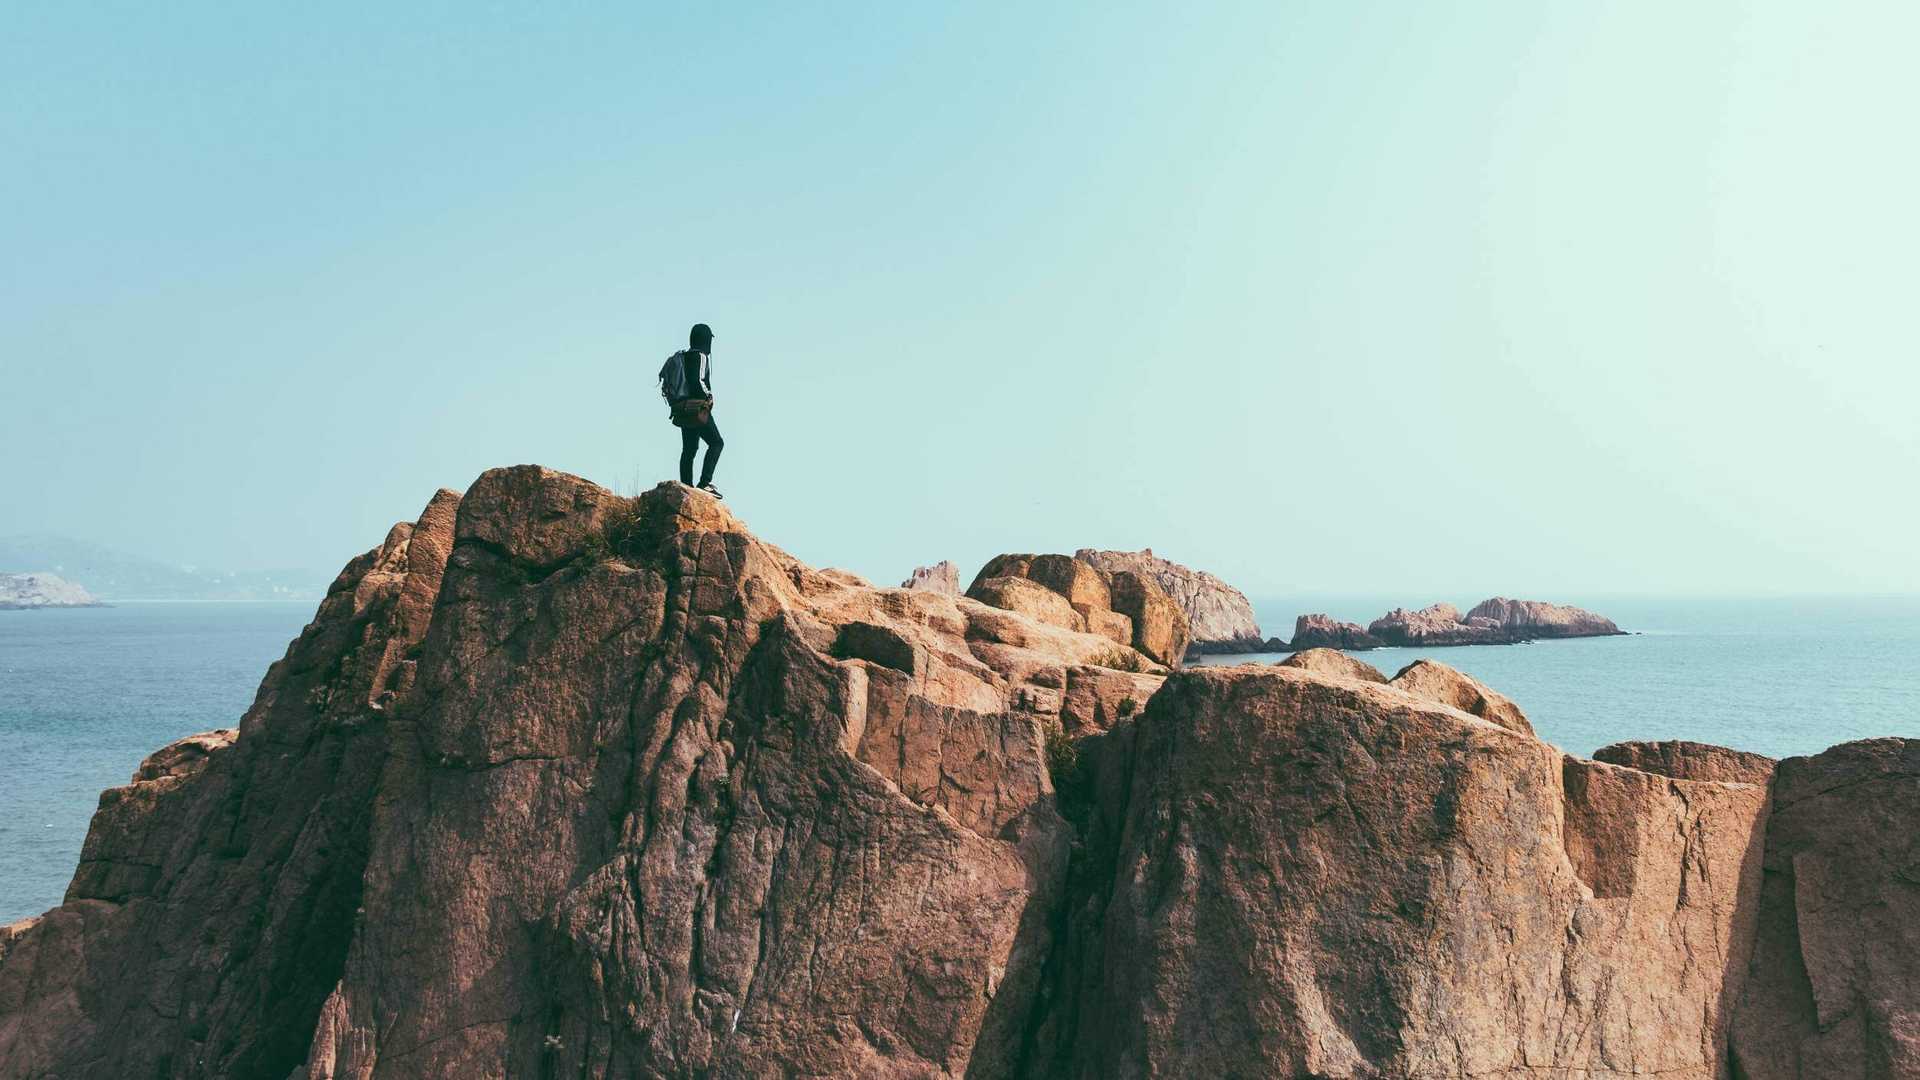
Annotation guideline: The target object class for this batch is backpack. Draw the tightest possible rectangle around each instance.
[658,350,692,402]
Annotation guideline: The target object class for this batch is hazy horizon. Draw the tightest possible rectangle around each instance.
[5,3,1916,598]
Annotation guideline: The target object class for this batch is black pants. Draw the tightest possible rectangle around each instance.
[679,416,723,486]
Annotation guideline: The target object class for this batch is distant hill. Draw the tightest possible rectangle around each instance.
[0,533,328,602]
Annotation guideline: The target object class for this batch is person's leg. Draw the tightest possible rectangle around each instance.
[697,418,724,486]
[679,424,699,485]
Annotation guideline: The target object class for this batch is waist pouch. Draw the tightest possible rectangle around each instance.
[671,397,712,428]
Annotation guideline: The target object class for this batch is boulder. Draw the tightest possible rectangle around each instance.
[1045,665,1769,1077]
[900,560,960,594]
[1288,612,1383,650]
[1277,647,1387,684]
[1730,738,1920,1079]
[969,574,1083,633]
[1594,740,1776,786]
[1026,554,1112,615]
[968,552,1188,668]
[1105,570,1190,668]
[1388,658,1534,735]
[1073,548,1263,652]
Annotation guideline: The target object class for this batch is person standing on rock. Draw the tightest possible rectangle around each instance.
[659,322,723,498]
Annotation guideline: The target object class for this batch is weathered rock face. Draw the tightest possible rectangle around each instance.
[967,552,1190,667]
[1045,666,1769,1078]
[0,468,1160,1080]
[1595,740,1776,786]
[1072,548,1262,652]
[900,559,959,594]
[1389,657,1535,736]
[1277,646,1388,683]
[3,465,1910,1080]
[0,571,101,609]
[0,487,460,1080]
[1730,738,1920,1079]
[1469,596,1623,639]
[1289,612,1384,650]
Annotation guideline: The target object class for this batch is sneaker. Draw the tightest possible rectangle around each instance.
[698,483,724,500]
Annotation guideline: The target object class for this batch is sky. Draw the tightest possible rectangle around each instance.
[3,2,1916,598]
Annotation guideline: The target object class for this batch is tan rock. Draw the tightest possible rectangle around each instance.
[1388,658,1534,735]
[1059,665,1162,738]
[1277,647,1387,683]
[900,560,960,594]
[1026,554,1112,614]
[1081,607,1133,647]
[1468,596,1623,639]
[1105,570,1189,667]
[1731,738,1920,1079]
[1050,665,1767,1078]
[1594,740,1775,786]
[1289,612,1384,650]
[1074,547,1263,652]
[969,574,1082,632]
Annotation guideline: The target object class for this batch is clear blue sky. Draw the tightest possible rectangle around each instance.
[3,2,1915,596]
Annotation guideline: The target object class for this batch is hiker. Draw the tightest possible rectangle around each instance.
[658,322,723,498]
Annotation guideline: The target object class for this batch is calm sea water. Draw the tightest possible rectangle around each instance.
[3,596,1917,922]
[1,603,312,923]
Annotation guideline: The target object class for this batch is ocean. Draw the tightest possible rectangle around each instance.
[3,595,1918,923]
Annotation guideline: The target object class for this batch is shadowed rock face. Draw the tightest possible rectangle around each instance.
[1731,739,1920,1079]
[0,466,1909,1079]
[0,487,460,1080]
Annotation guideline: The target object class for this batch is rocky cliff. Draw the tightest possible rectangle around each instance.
[900,560,959,594]
[1070,548,1266,654]
[0,572,101,609]
[0,467,1908,1079]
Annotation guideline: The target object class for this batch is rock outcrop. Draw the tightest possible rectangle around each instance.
[1289,612,1384,650]
[900,560,959,594]
[0,465,1910,1079]
[1071,548,1264,654]
[0,469,1157,1079]
[1731,738,1920,1078]
[1040,666,1769,1078]
[1469,596,1623,640]
[1277,646,1388,683]
[1365,597,1624,646]
[1369,601,1507,645]
[1287,598,1624,650]
[0,571,101,609]
[968,553,1190,667]
[1388,657,1534,736]
[1595,740,1777,786]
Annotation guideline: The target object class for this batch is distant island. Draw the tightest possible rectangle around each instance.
[1290,598,1624,650]
[0,533,327,602]
[0,572,104,610]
